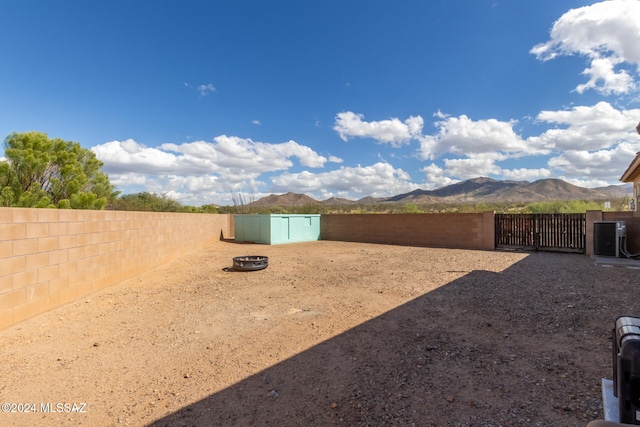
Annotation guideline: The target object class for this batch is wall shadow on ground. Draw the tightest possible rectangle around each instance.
[148,253,625,426]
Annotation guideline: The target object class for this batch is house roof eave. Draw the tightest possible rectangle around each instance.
[621,152,640,183]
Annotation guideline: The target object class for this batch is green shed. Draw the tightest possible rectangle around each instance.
[234,214,321,244]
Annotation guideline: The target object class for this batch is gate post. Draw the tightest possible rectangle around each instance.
[483,211,496,250]
[585,210,603,256]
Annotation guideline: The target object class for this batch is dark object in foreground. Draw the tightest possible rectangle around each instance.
[613,316,640,424]
[232,256,269,271]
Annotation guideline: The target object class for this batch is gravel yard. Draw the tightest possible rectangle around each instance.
[0,240,639,426]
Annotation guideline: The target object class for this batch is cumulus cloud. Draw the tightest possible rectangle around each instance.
[531,0,640,95]
[531,101,640,151]
[94,136,332,178]
[91,99,640,205]
[421,161,551,188]
[441,155,505,180]
[91,139,186,174]
[418,114,540,161]
[421,164,459,190]
[417,112,548,184]
[91,136,341,204]
[271,162,419,198]
[501,168,552,181]
[547,141,640,180]
[333,112,424,147]
[559,176,615,188]
[415,102,640,187]
[106,172,150,188]
[575,57,634,95]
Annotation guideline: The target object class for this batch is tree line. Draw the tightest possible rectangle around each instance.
[217,198,632,215]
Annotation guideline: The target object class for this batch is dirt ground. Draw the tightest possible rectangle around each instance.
[1,240,639,427]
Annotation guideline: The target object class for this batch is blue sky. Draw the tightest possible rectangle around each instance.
[2,0,640,206]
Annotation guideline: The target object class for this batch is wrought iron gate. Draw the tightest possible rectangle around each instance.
[495,213,586,253]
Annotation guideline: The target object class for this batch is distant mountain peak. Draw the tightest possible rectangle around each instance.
[248,177,631,207]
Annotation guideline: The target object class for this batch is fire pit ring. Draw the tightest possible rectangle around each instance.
[232,255,269,271]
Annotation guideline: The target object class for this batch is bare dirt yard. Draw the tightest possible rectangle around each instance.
[1,240,639,427]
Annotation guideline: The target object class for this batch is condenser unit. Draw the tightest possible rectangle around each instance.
[594,221,626,257]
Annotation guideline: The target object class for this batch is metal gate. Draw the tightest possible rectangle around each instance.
[495,213,586,253]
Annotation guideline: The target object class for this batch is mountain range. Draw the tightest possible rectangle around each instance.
[249,177,632,207]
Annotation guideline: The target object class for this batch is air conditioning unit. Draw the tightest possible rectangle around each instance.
[594,221,626,257]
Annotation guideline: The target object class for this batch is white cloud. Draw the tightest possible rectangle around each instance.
[333,112,424,147]
[547,141,640,180]
[159,174,220,193]
[252,120,261,125]
[419,113,545,161]
[197,83,217,96]
[422,161,551,187]
[165,136,325,171]
[92,98,640,205]
[271,162,419,198]
[531,102,640,151]
[92,136,340,204]
[559,176,614,189]
[274,140,330,168]
[501,168,552,181]
[576,57,634,95]
[91,139,186,174]
[421,164,459,190]
[441,155,504,180]
[531,0,640,95]
[107,172,150,188]
[416,103,640,187]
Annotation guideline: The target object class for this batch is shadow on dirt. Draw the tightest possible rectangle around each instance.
[148,253,636,426]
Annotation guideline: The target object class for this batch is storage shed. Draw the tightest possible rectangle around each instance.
[234,214,321,244]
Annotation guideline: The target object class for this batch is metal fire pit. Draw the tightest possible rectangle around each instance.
[232,255,269,271]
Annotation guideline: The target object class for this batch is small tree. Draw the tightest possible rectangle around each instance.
[1,132,119,209]
[401,203,423,213]
[111,192,182,212]
[231,186,255,214]
[198,204,219,214]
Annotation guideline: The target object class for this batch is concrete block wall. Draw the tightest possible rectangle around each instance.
[0,208,231,331]
[320,212,495,250]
